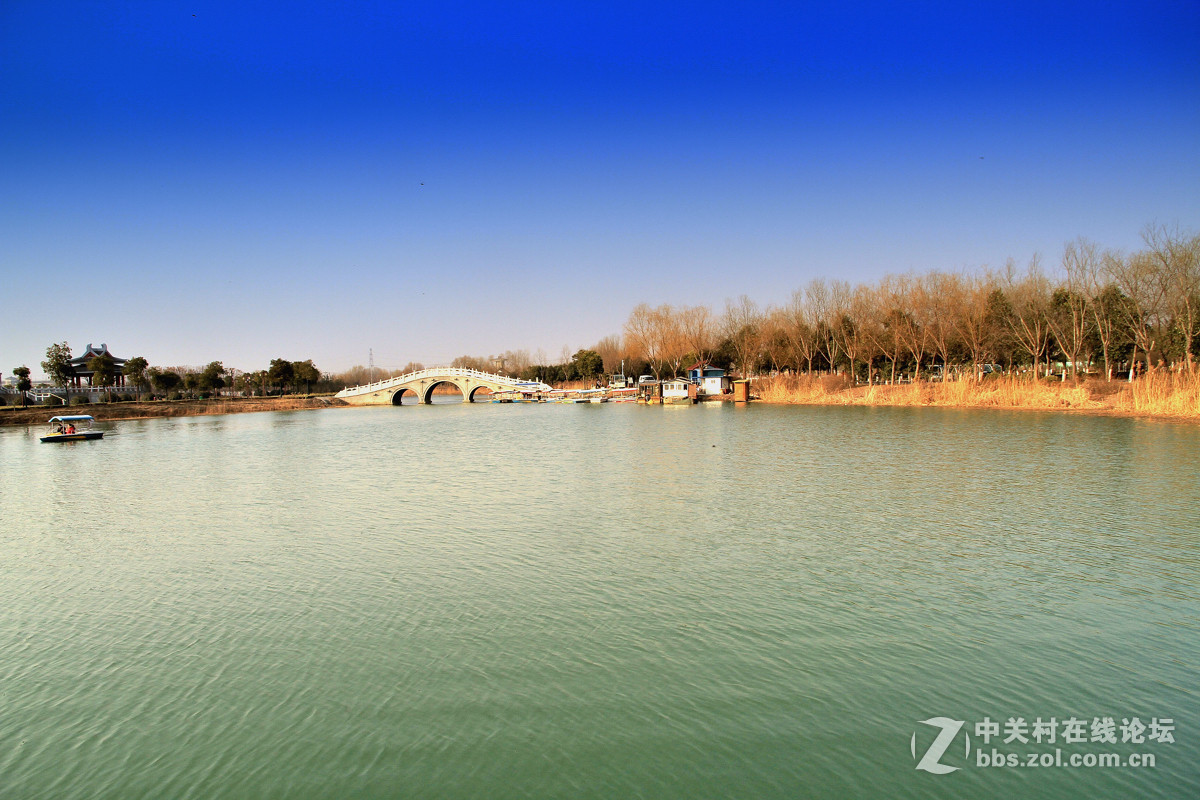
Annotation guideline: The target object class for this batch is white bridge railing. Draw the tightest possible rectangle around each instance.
[335,367,551,398]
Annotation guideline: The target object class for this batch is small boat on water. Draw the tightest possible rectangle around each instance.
[40,415,104,443]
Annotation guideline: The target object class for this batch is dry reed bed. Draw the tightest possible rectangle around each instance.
[753,373,1200,420]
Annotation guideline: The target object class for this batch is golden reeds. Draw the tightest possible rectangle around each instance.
[753,372,1200,419]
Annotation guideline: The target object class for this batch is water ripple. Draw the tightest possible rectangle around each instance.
[1,405,1197,798]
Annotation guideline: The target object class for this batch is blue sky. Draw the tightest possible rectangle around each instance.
[3,1,1198,375]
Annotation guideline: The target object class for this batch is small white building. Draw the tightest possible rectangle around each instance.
[661,378,692,403]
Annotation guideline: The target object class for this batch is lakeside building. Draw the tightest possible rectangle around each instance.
[686,361,732,396]
[67,343,128,388]
[662,378,693,404]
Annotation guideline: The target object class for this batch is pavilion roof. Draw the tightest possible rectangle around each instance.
[69,343,126,368]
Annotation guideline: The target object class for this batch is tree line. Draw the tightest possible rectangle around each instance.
[608,225,1199,384]
[429,226,1197,387]
[7,345,327,406]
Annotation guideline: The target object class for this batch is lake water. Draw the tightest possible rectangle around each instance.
[1,403,1197,799]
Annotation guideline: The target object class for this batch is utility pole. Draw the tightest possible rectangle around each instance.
[369,348,375,383]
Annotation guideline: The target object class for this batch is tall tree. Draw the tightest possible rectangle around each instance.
[721,295,764,378]
[918,272,960,381]
[593,335,624,375]
[780,289,819,374]
[805,279,842,374]
[41,342,73,389]
[624,303,665,379]
[268,358,295,394]
[889,276,928,381]
[292,360,320,394]
[654,305,691,377]
[852,284,888,384]
[87,354,117,399]
[149,368,182,396]
[1108,248,1170,374]
[571,350,604,382]
[1090,281,1133,380]
[198,361,226,394]
[1144,224,1200,372]
[1005,257,1053,377]
[868,275,902,381]
[123,356,149,395]
[1047,239,1097,379]
[949,272,998,381]
[12,366,31,406]
[677,304,715,366]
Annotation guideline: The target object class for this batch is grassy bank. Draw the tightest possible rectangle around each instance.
[753,372,1200,420]
[0,395,345,428]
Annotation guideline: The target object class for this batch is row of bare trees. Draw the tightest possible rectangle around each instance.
[608,225,1199,383]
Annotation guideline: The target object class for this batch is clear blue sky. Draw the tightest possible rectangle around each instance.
[3,1,1198,375]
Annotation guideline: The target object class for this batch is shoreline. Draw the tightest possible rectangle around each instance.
[4,378,1198,426]
[0,396,347,428]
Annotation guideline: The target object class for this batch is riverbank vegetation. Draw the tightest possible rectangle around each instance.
[6,348,334,407]
[753,370,1200,418]
[425,225,1199,417]
[0,395,343,427]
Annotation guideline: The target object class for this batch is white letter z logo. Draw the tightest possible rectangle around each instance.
[912,717,968,774]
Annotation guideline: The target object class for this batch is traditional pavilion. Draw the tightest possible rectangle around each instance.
[67,343,128,387]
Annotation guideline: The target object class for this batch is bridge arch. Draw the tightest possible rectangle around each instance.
[390,387,419,405]
[420,380,465,404]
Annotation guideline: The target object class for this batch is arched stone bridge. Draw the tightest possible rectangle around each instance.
[334,368,552,405]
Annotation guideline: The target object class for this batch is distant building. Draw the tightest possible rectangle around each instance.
[67,343,128,388]
[662,378,692,403]
[686,361,731,396]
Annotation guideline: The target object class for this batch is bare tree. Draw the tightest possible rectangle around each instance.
[593,335,624,375]
[870,276,908,383]
[805,279,842,374]
[773,290,818,373]
[1108,245,1170,374]
[657,305,692,377]
[918,271,960,381]
[949,271,998,381]
[1086,248,1126,380]
[759,308,790,373]
[850,283,885,384]
[1048,239,1096,379]
[827,280,861,379]
[889,275,928,381]
[1144,224,1200,372]
[721,295,765,378]
[1004,256,1053,377]
[678,305,716,365]
[496,349,532,375]
[624,303,663,378]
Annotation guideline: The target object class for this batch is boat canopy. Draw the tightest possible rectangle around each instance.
[49,415,96,423]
